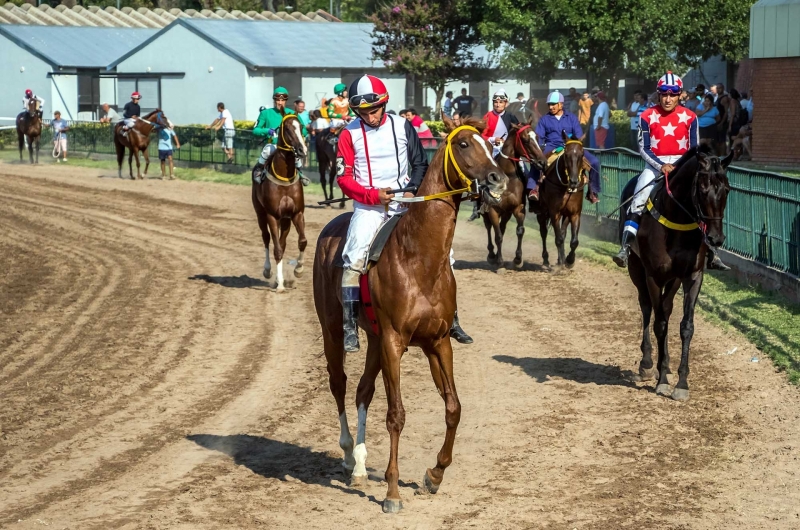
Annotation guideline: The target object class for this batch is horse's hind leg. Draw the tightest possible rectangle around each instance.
[252,189,272,278]
[538,214,550,267]
[420,338,461,496]
[33,136,39,164]
[351,335,382,486]
[673,273,704,402]
[629,254,656,382]
[291,211,307,277]
[565,213,581,268]
[512,205,525,268]
[18,130,24,162]
[142,148,150,178]
[128,150,135,179]
[323,323,355,476]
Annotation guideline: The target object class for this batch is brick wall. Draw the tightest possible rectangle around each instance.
[752,57,800,166]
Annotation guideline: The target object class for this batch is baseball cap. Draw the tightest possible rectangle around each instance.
[546,91,565,104]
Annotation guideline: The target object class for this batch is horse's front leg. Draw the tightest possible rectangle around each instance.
[538,214,550,267]
[265,214,281,289]
[552,213,566,265]
[673,272,704,401]
[275,217,292,291]
[649,277,680,396]
[291,211,307,277]
[565,213,581,268]
[34,136,39,164]
[513,205,525,269]
[483,214,496,264]
[128,150,135,179]
[27,135,34,164]
[380,329,406,513]
[420,338,461,496]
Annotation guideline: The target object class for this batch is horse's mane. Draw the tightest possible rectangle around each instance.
[141,109,162,120]
[670,143,714,176]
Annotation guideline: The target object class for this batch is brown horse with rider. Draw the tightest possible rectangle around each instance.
[252,113,308,291]
[113,109,169,179]
[16,98,42,164]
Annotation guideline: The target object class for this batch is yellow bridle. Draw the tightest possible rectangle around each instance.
[442,125,479,193]
[271,114,300,182]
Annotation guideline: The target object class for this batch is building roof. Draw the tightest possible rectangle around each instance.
[110,18,379,70]
[0,24,156,68]
[750,0,800,58]
[0,3,339,27]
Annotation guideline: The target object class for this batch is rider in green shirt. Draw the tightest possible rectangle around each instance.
[253,86,309,185]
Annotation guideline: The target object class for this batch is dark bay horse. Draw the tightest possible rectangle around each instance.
[484,120,547,270]
[16,99,42,164]
[113,110,169,179]
[532,133,590,268]
[313,115,506,513]
[252,113,308,291]
[314,128,344,206]
[621,145,733,401]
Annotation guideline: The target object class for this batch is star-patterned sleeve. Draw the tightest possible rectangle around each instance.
[638,113,666,171]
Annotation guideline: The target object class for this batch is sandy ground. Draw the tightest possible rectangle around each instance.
[1,161,799,530]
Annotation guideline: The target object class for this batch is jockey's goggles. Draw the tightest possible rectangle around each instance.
[658,87,681,96]
[349,92,388,108]
[492,95,508,102]
[273,94,288,101]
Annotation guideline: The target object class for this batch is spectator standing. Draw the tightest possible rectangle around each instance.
[626,91,645,148]
[727,89,747,144]
[568,87,580,114]
[479,90,489,114]
[713,83,730,155]
[680,90,690,106]
[593,91,610,148]
[696,94,720,149]
[440,112,462,136]
[294,99,311,145]
[452,88,476,117]
[99,103,119,124]
[407,108,435,147]
[206,102,236,163]
[47,110,69,163]
[740,91,753,123]
[578,91,593,136]
[158,125,180,180]
[443,91,453,117]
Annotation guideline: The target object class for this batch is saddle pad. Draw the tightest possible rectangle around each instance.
[359,274,379,334]
[367,210,407,265]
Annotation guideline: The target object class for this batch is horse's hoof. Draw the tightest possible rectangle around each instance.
[565,258,576,269]
[382,498,403,514]
[263,268,272,279]
[349,473,368,487]
[513,259,523,269]
[496,267,506,275]
[422,470,440,494]
[671,388,690,402]
[655,383,672,396]
[632,367,657,382]
[294,265,304,277]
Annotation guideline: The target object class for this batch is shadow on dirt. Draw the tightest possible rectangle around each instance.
[493,354,638,387]
[187,434,383,506]
[188,274,269,289]
[452,259,548,273]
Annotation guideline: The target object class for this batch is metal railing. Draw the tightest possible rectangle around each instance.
[582,147,800,276]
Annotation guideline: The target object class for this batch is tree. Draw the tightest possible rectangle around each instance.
[370,0,491,115]
[479,0,755,101]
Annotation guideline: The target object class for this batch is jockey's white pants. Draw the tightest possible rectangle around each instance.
[629,155,681,214]
[343,203,455,273]
[123,118,136,129]
[330,118,347,128]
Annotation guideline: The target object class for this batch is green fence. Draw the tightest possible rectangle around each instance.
[582,148,800,276]
[10,122,799,276]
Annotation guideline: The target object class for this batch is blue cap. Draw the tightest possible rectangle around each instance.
[546,91,565,104]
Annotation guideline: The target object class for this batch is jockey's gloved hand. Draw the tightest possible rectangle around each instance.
[267,128,276,136]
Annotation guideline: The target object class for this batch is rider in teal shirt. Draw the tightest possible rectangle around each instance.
[253,86,309,185]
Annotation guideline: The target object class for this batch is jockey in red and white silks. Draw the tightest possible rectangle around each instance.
[336,74,472,353]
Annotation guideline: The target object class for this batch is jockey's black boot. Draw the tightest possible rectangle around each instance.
[252,163,265,184]
[613,213,640,268]
[706,247,731,271]
[342,270,361,352]
[467,201,480,222]
[450,311,473,344]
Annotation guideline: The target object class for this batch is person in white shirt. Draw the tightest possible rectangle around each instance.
[206,102,236,163]
[593,91,610,148]
[99,103,119,124]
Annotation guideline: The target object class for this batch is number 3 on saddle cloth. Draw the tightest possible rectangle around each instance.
[335,211,407,335]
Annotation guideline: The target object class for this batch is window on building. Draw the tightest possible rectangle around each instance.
[78,74,101,116]
[118,77,162,114]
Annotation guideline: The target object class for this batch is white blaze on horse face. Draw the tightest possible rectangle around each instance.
[292,120,307,157]
[473,134,499,167]
[525,129,541,151]
[339,412,356,472]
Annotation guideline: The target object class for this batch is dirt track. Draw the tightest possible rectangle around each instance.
[1,162,799,529]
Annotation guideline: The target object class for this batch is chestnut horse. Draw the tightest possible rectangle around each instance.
[313,115,506,513]
[483,120,547,270]
[16,99,42,164]
[314,128,345,206]
[622,146,733,401]
[113,109,169,179]
[252,113,308,291]
[532,133,590,268]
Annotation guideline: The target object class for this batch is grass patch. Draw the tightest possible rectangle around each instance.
[576,232,800,383]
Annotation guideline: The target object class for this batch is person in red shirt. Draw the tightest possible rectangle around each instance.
[613,72,728,270]
[336,74,472,352]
